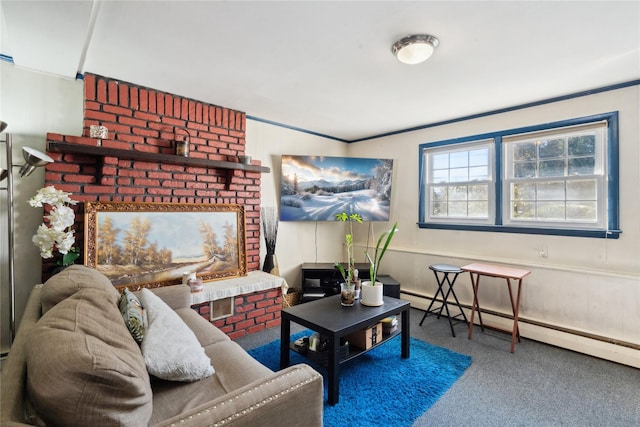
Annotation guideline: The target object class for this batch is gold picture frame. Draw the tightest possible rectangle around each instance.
[85,201,247,289]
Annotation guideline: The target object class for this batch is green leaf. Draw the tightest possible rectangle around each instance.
[365,222,397,284]
[334,212,348,222]
[60,248,80,267]
[348,213,363,223]
[334,261,348,282]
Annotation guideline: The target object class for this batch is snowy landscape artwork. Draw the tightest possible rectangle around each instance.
[280,155,394,221]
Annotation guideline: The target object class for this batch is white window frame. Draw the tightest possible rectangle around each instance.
[418,112,620,239]
[502,123,607,230]
[423,139,495,225]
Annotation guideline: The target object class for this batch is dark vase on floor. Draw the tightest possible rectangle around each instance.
[263,253,279,276]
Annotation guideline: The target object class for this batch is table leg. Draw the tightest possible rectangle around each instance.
[435,273,448,319]
[401,307,410,358]
[468,272,485,339]
[327,334,339,405]
[475,276,484,331]
[279,317,290,370]
[447,273,468,325]
[441,273,456,336]
[420,273,447,325]
[507,278,524,353]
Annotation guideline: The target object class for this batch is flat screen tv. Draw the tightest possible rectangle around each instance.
[280,155,394,221]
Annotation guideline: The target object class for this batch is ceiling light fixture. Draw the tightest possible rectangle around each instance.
[392,34,439,65]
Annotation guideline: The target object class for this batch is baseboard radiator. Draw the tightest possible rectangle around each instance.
[402,290,640,368]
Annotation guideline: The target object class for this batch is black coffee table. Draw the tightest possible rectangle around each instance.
[280,294,410,405]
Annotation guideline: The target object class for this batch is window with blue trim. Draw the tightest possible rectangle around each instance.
[418,112,620,238]
[424,139,495,224]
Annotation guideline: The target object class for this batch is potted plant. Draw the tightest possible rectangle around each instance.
[334,211,363,305]
[361,221,397,306]
[29,186,80,272]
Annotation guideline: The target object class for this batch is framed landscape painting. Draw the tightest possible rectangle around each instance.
[85,202,247,289]
[279,154,394,221]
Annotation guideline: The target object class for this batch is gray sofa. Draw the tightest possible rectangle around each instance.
[1,265,323,426]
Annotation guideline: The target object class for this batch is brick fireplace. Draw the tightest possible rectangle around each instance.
[42,73,280,337]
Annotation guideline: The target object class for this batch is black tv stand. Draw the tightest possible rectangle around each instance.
[300,263,400,303]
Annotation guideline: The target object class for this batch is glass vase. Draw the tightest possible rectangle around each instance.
[340,282,356,306]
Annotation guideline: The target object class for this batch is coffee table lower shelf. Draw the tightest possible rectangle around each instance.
[289,330,401,367]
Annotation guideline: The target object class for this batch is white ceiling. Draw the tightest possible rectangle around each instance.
[1,1,639,141]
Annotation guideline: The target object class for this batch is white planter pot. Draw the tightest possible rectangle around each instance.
[360,281,384,306]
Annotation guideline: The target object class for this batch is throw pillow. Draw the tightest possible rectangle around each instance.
[119,288,147,344]
[26,288,153,426]
[41,264,119,313]
[139,288,214,382]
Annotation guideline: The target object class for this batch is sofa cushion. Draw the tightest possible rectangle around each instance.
[149,340,274,424]
[205,340,273,391]
[26,287,152,426]
[175,307,230,347]
[119,288,147,344]
[41,264,119,313]
[140,288,214,382]
[144,284,191,310]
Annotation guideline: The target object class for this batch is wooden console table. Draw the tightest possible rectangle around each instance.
[461,263,531,353]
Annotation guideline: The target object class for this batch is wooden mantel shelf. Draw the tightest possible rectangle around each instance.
[47,141,270,173]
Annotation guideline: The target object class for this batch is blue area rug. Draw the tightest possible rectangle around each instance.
[248,331,472,427]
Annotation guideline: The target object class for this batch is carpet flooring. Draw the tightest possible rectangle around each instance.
[248,330,472,427]
[236,307,639,426]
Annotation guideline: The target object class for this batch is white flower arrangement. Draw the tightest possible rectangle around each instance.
[29,186,79,266]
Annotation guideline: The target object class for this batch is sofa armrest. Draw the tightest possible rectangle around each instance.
[1,285,43,427]
[153,364,323,427]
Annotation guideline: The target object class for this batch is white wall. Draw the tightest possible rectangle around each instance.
[0,62,83,353]
[245,120,349,289]
[346,86,640,366]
